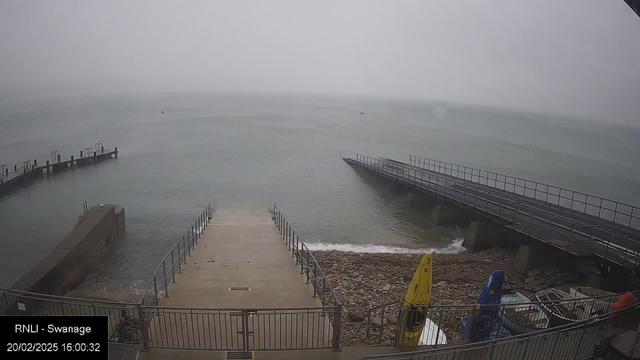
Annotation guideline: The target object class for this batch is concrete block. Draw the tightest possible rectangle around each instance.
[432,205,456,226]
[584,273,628,293]
[389,181,413,193]
[406,193,430,208]
[514,245,539,275]
[463,221,505,252]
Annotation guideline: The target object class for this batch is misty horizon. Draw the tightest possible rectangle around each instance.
[1,0,639,125]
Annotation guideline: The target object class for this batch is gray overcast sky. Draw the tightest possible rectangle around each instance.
[1,1,639,125]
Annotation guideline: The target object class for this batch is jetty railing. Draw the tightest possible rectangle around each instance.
[365,290,632,347]
[363,301,640,360]
[141,204,213,306]
[409,155,640,231]
[354,155,640,266]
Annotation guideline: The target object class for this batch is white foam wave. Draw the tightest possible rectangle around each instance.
[306,238,466,254]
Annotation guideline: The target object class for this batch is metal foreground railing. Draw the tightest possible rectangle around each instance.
[141,305,340,351]
[365,291,640,347]
[272,204,343,350]
[408,155,640,231]
[0,288,143,345]
[353,155,640,267]
[141,204,213,306]
[362,303,640,360]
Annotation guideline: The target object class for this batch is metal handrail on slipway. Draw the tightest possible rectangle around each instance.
[141,204,213,306]
[408,155,640,232]
[362,302,640,360]
[272,204,341,308]
[353,155,640,267]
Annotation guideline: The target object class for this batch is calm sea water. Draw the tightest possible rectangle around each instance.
[1,93,639,294]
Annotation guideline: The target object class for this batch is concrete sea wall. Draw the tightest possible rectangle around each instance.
[10,204,125,296]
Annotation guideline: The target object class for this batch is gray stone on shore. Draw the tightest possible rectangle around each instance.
[527,269,542,277]
[312,247,593,347]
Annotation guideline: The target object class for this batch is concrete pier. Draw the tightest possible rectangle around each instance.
[406,193,430,208]
[431,205,456,226]
[462,221,505,252]
[388,181,413,193]
[160,209,320,308]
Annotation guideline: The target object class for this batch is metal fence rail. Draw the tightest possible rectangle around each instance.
[141,204,213,306]
[352,155,640,267]
[363,302,640,360]
[0,288,143,345]
[365,291,634,347]
[0,288,342,352]
[143,306,339,351]
[409,155,640,231]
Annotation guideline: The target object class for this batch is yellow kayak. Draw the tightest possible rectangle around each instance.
[397,253,433,347]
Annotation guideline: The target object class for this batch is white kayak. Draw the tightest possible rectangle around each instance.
[418,318,447,345]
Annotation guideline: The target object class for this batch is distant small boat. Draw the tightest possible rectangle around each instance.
[360,112,365,114]
[499,290,549,334]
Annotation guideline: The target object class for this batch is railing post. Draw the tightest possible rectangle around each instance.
[573,322,588,359]
[183,236,188,263]
[153,277,159,306]
[171,250,176,282]
[177,242,182,272]
[306,250,310,283]
[521,337,530,360]
[163,261,169,297]
[332,304,342,351]
[137,305,150,351]
[313,262,318,298]
[323,277,327,305]
[434,308,444,347]
[487,341,497,359]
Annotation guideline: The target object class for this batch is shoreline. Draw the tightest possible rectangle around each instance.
[314,248,593,346]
